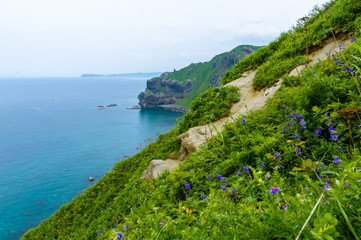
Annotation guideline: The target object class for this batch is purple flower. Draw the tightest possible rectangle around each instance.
[217,174,221,181]
[242,118,246,125]
[314,126,323,137]
[259,160,265,168]
[345,180,349,187]
[231,188,237,196]
[333,156,341,164]
[282,205,288,210]
[207,174,212,179]
[160,220,164,226]
[269,187,279,195]
[117,232,124,238]
[237,170,241,176]
[300,120,306,129]
[221,185,227,191]
[243,166,250,174]
[200,194,208,201]
[275,153,281,159]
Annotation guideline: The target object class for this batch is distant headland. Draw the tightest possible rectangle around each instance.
[81,72,162,78]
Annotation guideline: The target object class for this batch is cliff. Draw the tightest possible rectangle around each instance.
[138,45,261,108]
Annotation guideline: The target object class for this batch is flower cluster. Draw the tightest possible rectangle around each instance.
[269,187,279,195]
[200,193,209,201]
[243,166,250,174]
[332,156,341,164]
[328,122,339,143]
[231,188,238,196]
[183,181,192,192]
[314,126,323,137]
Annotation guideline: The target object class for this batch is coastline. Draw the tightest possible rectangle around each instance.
[127,104,189,113]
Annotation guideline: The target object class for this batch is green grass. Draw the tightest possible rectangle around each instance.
[221,0,361,90]
[22,1,361,239]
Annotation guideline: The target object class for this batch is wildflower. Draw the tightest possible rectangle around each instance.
[292,132,300,139]
[295,146,301,156]
[324,201,330,204]
[218,201,221,203]
[183,182,192,191]
[259,160,265,168]
[269,187,279,195]
[314,126,323,137]
[276,165,284,170]
[217,174,221,181]
[265,172,271,180]
[190,200,193,203]
[237,170,241,176]
[221,185,227,191]
[243,166,250,174]
[300,120,306,129]
[332,156,341,164]
[231,188,237,196]
[160,220,164,226]
[345,180,349,187]
[338,146,343,150]
[275,153,281,159]
[207,174,212,179]
[282,205,288,211]
[200,194,209,201]
[117,232,124,239]
[242,117,246,125]
[325,115,331,121]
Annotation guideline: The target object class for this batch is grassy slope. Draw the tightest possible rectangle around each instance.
[23,0,361,239]
[222,0,361,90]
[160,45,260,107]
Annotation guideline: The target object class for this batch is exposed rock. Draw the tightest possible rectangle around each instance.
[107,104,117,107]
[176,37,352,154]
[138,73,193,108]
[88,177,95,181]
[140,147,188,180]
[138,45,260,108]
[140,159,180,180]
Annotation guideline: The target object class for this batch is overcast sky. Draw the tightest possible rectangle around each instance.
[0,0,329,77]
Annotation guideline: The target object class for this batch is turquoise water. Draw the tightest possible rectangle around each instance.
[0,77,182,240]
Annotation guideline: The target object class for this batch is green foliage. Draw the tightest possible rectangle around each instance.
[22,1,361,240]
[221,0,361,90]
[178,86,240,133]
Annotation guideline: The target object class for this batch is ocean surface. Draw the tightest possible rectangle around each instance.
[0,77,183,240]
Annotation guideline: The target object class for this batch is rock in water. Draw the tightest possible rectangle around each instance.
[88,177,95,181]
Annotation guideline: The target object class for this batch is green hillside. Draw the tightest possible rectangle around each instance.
[23,0,361,239]
[138,45,260,108]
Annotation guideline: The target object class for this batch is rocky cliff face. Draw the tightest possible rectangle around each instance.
[138,45,260,108]
[138,72,193,108]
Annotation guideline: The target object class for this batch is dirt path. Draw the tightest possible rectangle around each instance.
[141,37,352,180]
[177,38,352,153]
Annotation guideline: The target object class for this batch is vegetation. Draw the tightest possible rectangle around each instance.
[178,86,240,133]
[22,1,361,239]
[140,45,260,108]
[221,0,361,90]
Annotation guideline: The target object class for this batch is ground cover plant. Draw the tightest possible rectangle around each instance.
[22,1,361,239]
[221,0,361,90]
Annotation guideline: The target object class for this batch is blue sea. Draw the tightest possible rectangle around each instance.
[0,77,182,240]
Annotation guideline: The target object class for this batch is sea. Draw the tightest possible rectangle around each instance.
[0,77,183,240]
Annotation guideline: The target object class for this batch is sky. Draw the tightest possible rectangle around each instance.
[0,0,330,77]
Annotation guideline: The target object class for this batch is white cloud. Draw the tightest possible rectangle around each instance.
[0,0,330,77]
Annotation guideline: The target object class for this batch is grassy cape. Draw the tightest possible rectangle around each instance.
[23,0,361,239]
